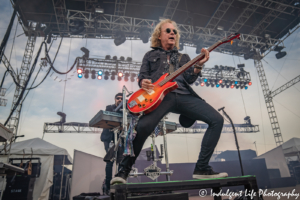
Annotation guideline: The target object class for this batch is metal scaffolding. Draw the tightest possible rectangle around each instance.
[173,122,259,134]
[254,59,284,146]
[43,121,258,134]
[65,11,282,55]
[162,0,180,20]
[7,35,37,135]
[76,57,252,86]
[114,0,128,16]
[269,75,300,98]
[43,122,102,134]
[205,0,234,30]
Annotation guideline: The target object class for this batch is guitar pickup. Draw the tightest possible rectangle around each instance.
[128,100,137,108]
[146,89,155,95]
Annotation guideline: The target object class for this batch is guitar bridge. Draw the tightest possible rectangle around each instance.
[128,100,137,108]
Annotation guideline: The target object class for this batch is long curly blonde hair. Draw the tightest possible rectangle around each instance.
[151,19,181,49]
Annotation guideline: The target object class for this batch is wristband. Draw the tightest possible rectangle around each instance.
[194,64,203,70]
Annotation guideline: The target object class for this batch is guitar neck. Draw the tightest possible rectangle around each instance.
[159,40,222,86]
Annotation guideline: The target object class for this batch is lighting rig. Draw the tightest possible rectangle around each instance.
[194,63,252,90]
[76,56,252,89]
[77,55,139,82]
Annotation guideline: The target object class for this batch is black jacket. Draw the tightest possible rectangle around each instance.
[100,104,117,142]
[138,47,202,98]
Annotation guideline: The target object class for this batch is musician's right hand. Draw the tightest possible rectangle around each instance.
[141,79,154,91]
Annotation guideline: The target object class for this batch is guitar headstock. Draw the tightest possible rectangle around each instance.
[220,33,240,44]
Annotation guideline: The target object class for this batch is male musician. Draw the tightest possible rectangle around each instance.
[111,19,227,185]
[101,93,123,194]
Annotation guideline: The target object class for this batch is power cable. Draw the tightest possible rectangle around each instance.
[3,37,65,91]
[4,40,45,126]
[61,38,72,112]
[232,55,247,116]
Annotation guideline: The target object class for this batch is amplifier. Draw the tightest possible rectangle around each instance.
[2,176,36,200]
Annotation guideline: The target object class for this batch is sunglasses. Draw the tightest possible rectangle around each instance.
[116,97,123,100]
[166,28,177,35]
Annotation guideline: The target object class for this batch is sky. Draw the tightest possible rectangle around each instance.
[0,0,300,166]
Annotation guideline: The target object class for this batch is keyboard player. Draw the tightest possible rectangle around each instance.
[101,92,123,195]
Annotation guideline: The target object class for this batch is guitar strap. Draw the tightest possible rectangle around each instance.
[169,53,183,74]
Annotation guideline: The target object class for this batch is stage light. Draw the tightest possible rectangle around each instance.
[84,69,89,79]
[104,71,109,80]
[245,86,248,90]
[113,56,117,60]
[114,31,126,46]
[205,82,210,87]
[240,85,244,89]
[111,75,115,80]
[91,70,96,79]
[214,65,219,69]
[237,64,245,68]
[211,84,215,87]
[95,7,104,13]
[276,51,287,59]
[196,39,204,54]
[221,84,225,88]
[235,81,238,85]
[231,85,234,89]
[105,55,111,60]
[77,69,83,74]
[201,82,205,86]
[195,82,199,86]
[81,47,90,59]
[139,27,150,43]
[78,74,83,78]
[249,82,252,86]
[130,73,136,82]
[120,56,125,61]
[226,85,230,89]
[219,79,223,84]
[97,75,102,80]
[216,84,220,88]
[235,85,239,89]
[244,49,256,60]
[118,76,122,81]
[70,20,85,35]
[118,72,123,77]
[204,78,207,82]
[124,73,130,82]
[98,70,103,76]
[217,26,224,31]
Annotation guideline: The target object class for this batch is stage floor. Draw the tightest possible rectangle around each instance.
[189,184,300,200]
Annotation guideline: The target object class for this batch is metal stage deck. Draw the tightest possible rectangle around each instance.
[110,175,259,200]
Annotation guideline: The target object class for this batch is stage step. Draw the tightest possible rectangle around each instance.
[128,192,188,200]
[110,175,259,200]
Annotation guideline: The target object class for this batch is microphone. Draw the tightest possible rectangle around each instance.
[218,107,225,111]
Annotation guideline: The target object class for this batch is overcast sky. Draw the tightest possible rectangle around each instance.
[0,0,300,165]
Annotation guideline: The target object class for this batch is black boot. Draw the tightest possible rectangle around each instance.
[110,155,135,185]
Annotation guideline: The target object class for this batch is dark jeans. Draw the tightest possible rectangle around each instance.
[120,92,224,172]
[104,141,113,190]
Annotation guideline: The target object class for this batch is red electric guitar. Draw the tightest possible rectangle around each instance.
[127,33,240,115]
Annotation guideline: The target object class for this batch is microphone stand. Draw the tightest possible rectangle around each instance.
[218,107,244,176]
